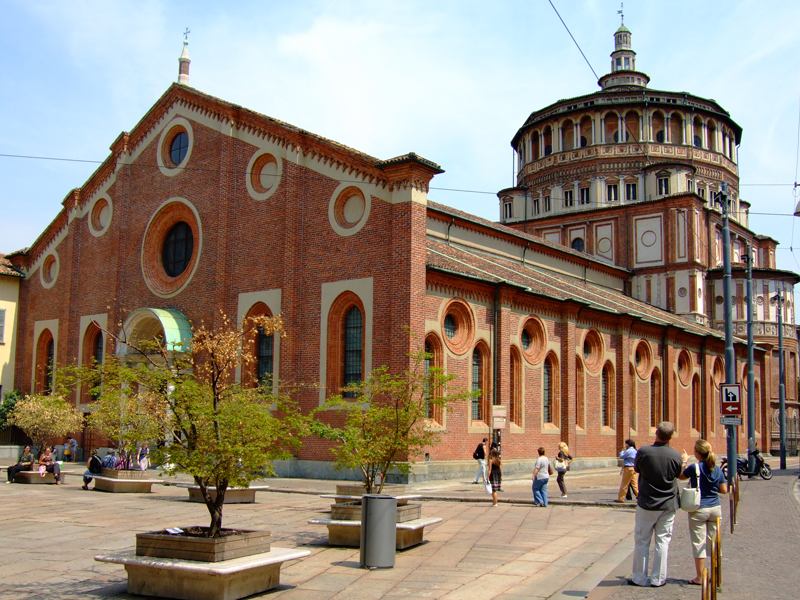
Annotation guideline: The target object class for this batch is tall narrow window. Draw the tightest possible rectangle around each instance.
[257,327,274,386]
[563,189,574,207]
[607,184,619,202]
[0,308,5,343]
[692,375,701,431]
[91,329,104,400]
[602,363,615,428]
[579,187,590,205]
[571,358,583,431]
[658,177,670,195]
[626,183,637,201]
[343,306,363,397]
[533,199,540,215]
[544,195,551,212]
[510,347,522,426]
[424,340,432,419]
[472,348,483,420]
[543,358,552,424]
[650,369,661,428]
[503,201,513,220]
[44,338,54,395]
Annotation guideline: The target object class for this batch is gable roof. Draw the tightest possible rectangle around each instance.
[0,254,24,278]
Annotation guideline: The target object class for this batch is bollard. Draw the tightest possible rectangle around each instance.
[702,567,709,600]
[715,517,722,591]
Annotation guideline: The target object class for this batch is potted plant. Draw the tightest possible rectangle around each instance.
[82,312,307,559]
[311,346,470,496]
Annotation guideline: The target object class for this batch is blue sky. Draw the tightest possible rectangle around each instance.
[2,0,800,286]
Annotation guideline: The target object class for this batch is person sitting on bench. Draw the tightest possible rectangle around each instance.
[6,445,35,484]
[39,447,62,485]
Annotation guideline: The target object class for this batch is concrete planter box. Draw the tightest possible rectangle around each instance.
[177,484,269,504]
[330,501,421,523]
[96,546,310,600]
[136,529,271,563]
[13,471,65,484]
[335,483,406,497]
[100,468,148,479]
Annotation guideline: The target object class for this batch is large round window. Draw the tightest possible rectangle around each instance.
[444,314,457,339]
[170,132,189,165]
[520,315,547,364]
[162,221,194,277]
[440,298,475,355]
[141,199,202,298]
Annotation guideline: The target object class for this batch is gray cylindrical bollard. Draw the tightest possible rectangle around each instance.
[360,494,397,569]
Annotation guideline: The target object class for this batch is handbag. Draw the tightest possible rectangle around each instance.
[547,460,554,476]
[38,465,47,476]
[680,463,701,512]
[485,481,492,494]
[555,458,567,473]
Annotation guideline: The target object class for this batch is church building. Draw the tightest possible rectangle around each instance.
[4,24,796,477]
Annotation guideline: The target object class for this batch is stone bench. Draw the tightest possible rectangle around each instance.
[308,516,442,550]
[95,547,310,600]
[320,493,421,506]
[91,476,162,493]
[175,484,269,504]
[13,471,66,484]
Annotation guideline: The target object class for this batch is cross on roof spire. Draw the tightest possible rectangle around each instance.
[617,2,624,25]
[183,27,191,41]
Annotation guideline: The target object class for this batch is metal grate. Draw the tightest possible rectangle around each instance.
[162,221,193,277]
[343,307,363,397]
[257,327,274,385]
[444,314,456,339]
[602,367,609,426]
[543,359,552,423]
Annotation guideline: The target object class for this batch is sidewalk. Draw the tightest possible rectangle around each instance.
[587,465,800,600]
[1,458,795,599]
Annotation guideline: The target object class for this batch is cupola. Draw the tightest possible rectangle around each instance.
[597,22,650,90]
[178,33,191,86]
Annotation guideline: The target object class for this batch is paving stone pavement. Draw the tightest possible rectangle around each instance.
[1,457,794,599]
[587,460,800,600]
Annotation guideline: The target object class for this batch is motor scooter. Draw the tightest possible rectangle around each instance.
[720,446,772,480]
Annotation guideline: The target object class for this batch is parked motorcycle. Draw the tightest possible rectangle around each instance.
[720,446,773,480]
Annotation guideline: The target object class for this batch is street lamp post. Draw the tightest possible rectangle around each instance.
[719,183,737,487]
[746,245,756,473]
[773,292,787,470]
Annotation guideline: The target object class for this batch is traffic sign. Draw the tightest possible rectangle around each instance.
[720,416,742,426]
[720,384,742,416]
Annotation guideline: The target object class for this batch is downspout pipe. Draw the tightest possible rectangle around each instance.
[446,217,455,245]
[662,326,670,422]
[492,283,500,447]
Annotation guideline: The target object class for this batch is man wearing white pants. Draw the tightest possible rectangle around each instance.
[472,438,488,484]
[630,422,688,587]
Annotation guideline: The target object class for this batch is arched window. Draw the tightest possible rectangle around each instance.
[82,323,104,403]
[691,375,700,431]
[650,368,661,428]
[629,363,637,431]
[326,291,366,399]
[35,328,55,395]
[343,306,363,397]
[543,353,559,426]
[424,333,444,423]
[244,302,275,388]
[471,342,490,422]
[510,346,522,426]
[602,363,615,428]
[576,357,585,429]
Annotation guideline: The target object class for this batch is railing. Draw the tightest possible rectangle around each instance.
[701,517,723,600]
[0,426,32,446]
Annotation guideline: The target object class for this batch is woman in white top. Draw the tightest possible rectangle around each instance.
[531,446,550,507]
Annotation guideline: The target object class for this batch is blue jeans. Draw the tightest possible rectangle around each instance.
[532,478,548,506]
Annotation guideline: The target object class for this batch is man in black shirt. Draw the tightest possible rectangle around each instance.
[472,438,488,484]
[629,422,689,587]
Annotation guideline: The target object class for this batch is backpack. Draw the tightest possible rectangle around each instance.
[89,455,103,474]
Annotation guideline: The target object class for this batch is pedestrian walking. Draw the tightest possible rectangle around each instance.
[6,445,35,483]
[629,421,689,588]
[472,438,488,484]
[617,439,639,503]
[555,442,572,498]
[82,449,103,490]
[678,439,728,586]
[487,447,502,506]
[531,447,551,506]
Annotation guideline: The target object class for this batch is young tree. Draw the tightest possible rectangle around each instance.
[0,389,22,431]
[88,312,306,537]
[310,347,471,493]
[8,394,84,455]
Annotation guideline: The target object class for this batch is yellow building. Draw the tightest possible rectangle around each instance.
[0,254,22,399]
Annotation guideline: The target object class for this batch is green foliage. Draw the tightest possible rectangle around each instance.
[84,312,307,537]
[311,348,471,493]
[8,393,84,455]
[0,389,22,431]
